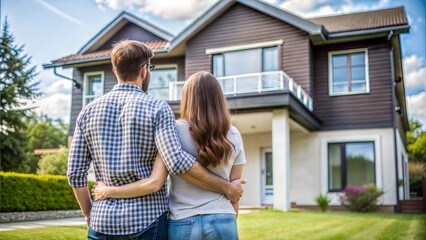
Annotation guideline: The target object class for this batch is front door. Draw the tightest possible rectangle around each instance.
[261,149,273,205]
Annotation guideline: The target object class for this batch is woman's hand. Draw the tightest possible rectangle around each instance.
[92,182,109,201]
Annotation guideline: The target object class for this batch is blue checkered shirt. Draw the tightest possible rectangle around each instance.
[67,83,196,235]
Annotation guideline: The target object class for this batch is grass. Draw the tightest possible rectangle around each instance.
[238,210,426,240]
[0,210,424,240]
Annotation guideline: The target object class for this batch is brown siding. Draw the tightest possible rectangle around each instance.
[185,3,312,93]
[98,23,163,51]
[313,38,394,130]
[69,57,185,135]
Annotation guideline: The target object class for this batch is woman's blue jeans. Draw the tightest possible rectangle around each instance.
[168,214,238,240]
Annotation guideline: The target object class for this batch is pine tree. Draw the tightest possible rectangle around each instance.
[0,18,40,172]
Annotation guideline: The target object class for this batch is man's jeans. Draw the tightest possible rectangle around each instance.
[168,214,238,240]
[88,211,168,240]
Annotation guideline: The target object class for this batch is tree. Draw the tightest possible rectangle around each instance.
[407,119,426,164]
[25,113,68,173]
[37,146,68,175]
[0,18,40,172]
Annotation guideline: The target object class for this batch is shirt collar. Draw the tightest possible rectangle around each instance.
[111,83,144,93]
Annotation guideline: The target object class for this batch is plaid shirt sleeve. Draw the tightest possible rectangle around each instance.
[67,113,91,188]
[154,102,196,175]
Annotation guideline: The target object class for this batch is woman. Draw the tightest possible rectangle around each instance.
[93,71,246,240]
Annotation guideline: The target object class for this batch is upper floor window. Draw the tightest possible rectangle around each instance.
[212,46,279,77]
[328,142,375,192]
[83,71,104,107]
[328,49,369,96]
[148,65,177,100]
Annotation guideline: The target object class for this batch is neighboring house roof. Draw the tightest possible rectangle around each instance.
[78,11,174,54]
[49,40,168,66]
[309,7,408,34]
[34,148,61,155]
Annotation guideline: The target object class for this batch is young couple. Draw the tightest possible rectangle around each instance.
[67,40,246,240]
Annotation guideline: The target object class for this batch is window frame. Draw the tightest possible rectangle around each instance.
[148,64,178,100]
[211,46,280,77]
[327,141,376,192]
[82,71,104,107]
[328,48,370,96]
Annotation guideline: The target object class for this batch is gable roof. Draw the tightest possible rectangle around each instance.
[309,7,408,34]
[169,0,325,51]
[78,11,174,54]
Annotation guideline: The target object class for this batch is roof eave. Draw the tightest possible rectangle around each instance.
[43,48,170,69]
[326,25,409,38]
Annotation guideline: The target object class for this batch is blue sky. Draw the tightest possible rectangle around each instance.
[1,0,425,125]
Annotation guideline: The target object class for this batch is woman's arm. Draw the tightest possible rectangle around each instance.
[229,165,244,217]
[93,154,169,200]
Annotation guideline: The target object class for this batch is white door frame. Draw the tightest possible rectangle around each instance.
[261,148,273,205]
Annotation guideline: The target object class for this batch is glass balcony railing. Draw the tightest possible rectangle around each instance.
[168,71,313,111]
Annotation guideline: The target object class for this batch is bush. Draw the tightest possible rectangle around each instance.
[410,176,424,197]
[409,162,425,178]
[0,172,94,212]
[37,147,68,175]
[315,194,330,212]
[340,184,384,212]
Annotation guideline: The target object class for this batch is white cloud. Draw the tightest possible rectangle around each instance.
[407,92,426,126]
[26,93,71,122]
[44,80,72,96]
[403,55,426,90]
[269,0,390,18]
[96,0,217,21]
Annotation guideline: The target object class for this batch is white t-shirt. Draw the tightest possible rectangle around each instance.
[168,119,246,220]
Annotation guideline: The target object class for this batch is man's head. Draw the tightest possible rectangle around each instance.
[111,40,154,91]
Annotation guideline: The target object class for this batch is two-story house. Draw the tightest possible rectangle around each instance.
[44,0,410,212]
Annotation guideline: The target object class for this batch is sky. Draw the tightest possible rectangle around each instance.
[1,0,425,126]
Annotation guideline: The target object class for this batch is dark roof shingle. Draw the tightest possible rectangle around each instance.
[52,40,168,64]
[309,7,408,33]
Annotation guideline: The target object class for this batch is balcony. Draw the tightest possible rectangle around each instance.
[167,71,313,111]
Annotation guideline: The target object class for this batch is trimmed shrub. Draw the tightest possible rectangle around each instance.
[315,194,331,212]
[339,184,384,212]
[0,172,94,212]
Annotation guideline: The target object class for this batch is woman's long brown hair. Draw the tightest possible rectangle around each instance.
[180,71,234,167]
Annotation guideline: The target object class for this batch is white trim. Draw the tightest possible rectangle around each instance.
[261,148,273,205]
[328,48,370,96]
[320,134,383,205]
[82,71,104,107]
[206,39,284,55]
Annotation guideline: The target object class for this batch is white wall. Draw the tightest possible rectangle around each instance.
[239,132,272,206]
[240,128,399,207]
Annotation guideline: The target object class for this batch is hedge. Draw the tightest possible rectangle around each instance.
[0,172,94,212]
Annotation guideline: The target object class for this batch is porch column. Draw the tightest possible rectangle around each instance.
[272,108,291,211]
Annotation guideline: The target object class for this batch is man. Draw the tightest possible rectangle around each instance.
[67,40,244,239]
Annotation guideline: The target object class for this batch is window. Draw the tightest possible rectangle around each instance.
[212,47,279,77]
[328,49,369,96]
[83,72,104,107]
[328,142,375,192]
[148,66,177,100]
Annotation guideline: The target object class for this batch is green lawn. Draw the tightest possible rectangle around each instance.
[0,210,424,240]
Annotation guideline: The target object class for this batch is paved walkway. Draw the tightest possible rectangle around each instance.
[0,217,85,231]
[0,210,255,231]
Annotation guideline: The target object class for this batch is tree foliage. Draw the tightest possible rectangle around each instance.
[0,18,40,172]
[37,146,69,176]
[407,119,426,164]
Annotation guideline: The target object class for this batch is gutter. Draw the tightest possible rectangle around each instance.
[54,67,80,89]
[327,25,409,38]
[390,44,401,212]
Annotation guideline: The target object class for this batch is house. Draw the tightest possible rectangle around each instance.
[43,0,410,212]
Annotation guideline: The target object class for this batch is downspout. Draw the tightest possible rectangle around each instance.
[54,67,81,89]
[389,36,401,213]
